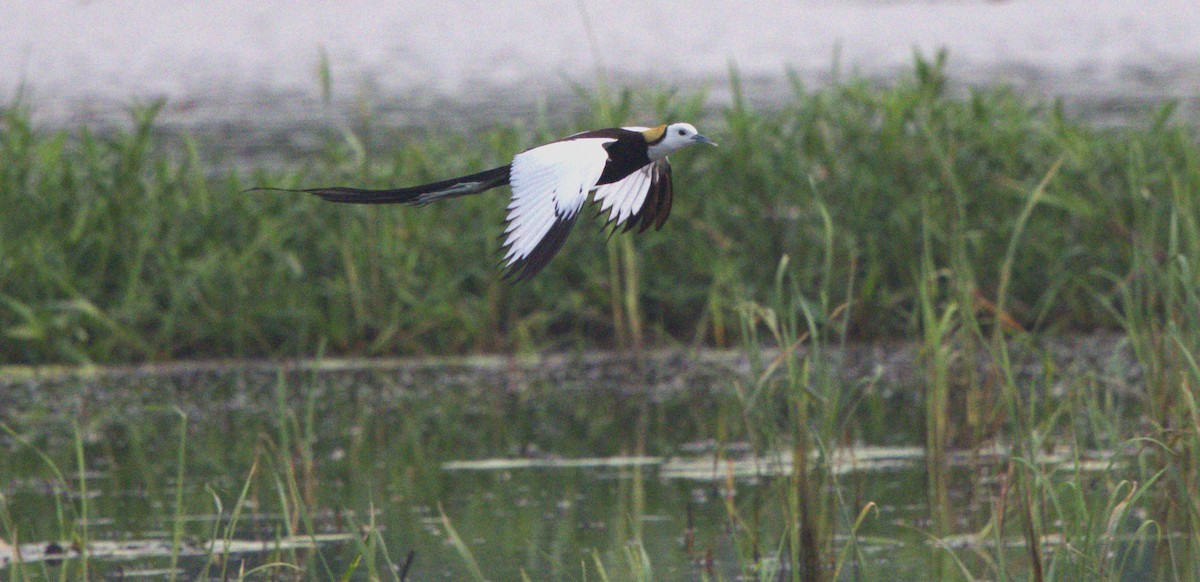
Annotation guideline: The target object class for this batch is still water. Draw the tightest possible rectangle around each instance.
[0,349,1142,580]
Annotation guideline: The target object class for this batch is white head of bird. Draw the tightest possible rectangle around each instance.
[645,122,718,161]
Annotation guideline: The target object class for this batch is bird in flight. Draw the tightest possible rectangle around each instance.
[253,123,716,280]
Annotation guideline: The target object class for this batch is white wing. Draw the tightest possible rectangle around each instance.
[592,159,673,232]
[501,137,614,279]
[593,163,652,227]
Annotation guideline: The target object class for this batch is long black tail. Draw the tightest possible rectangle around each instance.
[249,165,511,205]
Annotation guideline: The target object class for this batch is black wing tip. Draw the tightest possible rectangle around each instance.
[499,248,552,283]
[500,264,535,283]
[499,253,547,283]
[498,213,579,282]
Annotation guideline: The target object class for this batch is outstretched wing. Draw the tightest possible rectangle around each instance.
[592,159,674,233]
[501,138,614,280]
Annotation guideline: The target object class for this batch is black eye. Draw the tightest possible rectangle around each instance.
[677,129,686,136]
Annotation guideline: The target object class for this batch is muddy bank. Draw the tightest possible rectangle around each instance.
[0,332,1141,423]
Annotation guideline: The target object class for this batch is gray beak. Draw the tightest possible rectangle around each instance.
[691,133,718,147]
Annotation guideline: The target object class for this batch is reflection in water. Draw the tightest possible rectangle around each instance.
[0,355,1139,580]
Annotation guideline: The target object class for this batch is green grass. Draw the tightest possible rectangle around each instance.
[713,94,1198,577]
[1,55,1197,365]
[3,54,1200,580]
[699,57,1200,582]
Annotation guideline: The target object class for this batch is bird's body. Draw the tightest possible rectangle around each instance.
[255,122,715,280]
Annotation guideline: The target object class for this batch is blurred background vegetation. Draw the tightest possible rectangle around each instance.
[1,56,1196,365]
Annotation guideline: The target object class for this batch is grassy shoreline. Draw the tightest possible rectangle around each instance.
[2,58,1198,367]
